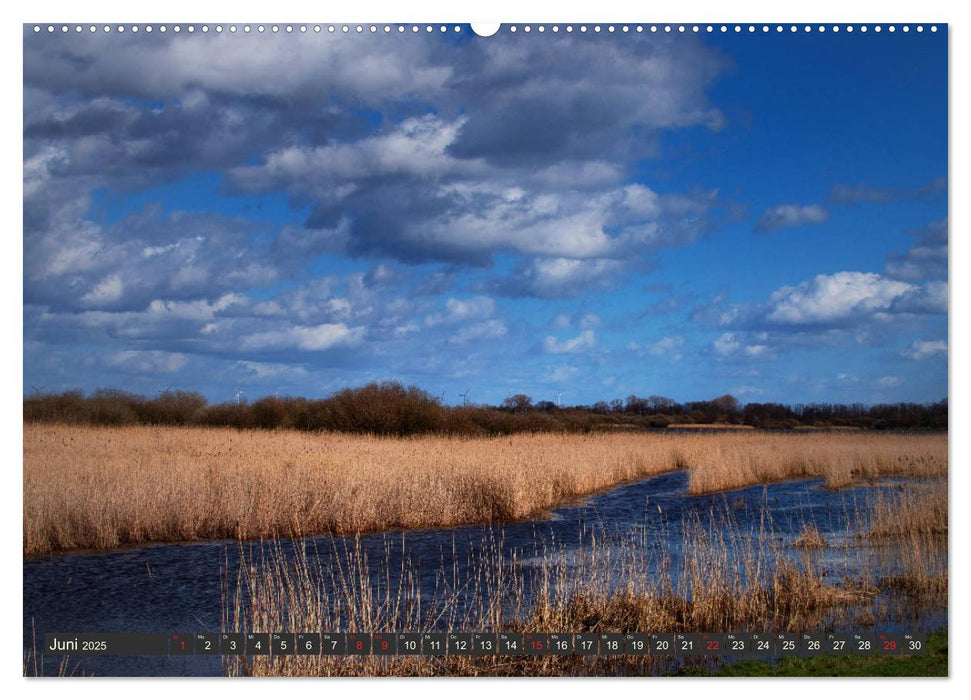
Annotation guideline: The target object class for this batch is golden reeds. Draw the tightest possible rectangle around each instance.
[792,524,827,549]
[23,424,947,555]
[223,503,923,677]
[866,480,948,538]
[682,432,946,494]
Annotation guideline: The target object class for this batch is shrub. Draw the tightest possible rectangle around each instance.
[324,382,445,436]
[251,397,289,430]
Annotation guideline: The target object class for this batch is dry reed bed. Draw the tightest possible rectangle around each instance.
[865,480,948,538]
[683,432,946,494]
[224,503,937,677]
[23,424,947,555]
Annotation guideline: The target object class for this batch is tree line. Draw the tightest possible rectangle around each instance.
[22,382,948,436]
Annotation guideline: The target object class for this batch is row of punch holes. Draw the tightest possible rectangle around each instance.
[33,24,940,35]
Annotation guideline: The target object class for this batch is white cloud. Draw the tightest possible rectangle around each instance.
[902,339,948,360]
[450,319,508,344]
[710,332,776,361]
[876,375,903,388]
[647,336,685,360]
[239,323,364,352]
[517,258,625,299]
[392,323,420,337]
[542,365,579,383]
[234,115,477,196]
[146,293,247,322]
[107,350,188,374]
[27,32,453,104]
[579,313,602,329]
[426,296,497,326]
[755,204,829,233]
[766,272,915,325]
[235,360,310,380]
[712,333,741,356]
[81,274,123,307]
[543,329,595,354]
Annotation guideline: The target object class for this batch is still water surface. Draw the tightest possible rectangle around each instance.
[23,471,938,676]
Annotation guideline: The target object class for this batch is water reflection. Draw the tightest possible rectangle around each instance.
[23,472,944,676]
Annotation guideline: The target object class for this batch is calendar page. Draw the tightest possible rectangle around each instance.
[22,15,948,680]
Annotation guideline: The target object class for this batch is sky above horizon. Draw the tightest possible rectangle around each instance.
[23,25,948,406]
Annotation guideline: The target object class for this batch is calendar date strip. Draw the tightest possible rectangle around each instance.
[43,631,926,657]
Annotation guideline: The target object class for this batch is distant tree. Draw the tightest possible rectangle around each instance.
[625,395,650,415]
[711,394,740,414]
[647,395,679,413]
[252,396,289,429]
[503,394,534,413]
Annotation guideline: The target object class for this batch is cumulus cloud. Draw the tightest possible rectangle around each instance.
[25,207,281,313]
[450,319,508,345]
[235,360,310,381]
[689,264,947,365]
[754,204,829,233]
[765,272,916,325]
[646,336,685,361]
[81,274,124,307]
[876,375,903,388]
[885,219,948,282]
[231,115,479,197]
[107,350,188,374]
[709,332,776,361]
[495,258,627,299]
[542,365,579,383]
[902,339,947,360]
[239,323,364,352]
[24,28,736,330]
[543,330,596,354]
[426,296,496,326]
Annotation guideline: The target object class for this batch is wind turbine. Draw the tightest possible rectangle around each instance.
[459,388,470,406]
[234,388,246,406]
[30,384,44,395]
[438,390,446,404]
[554,391,564,408]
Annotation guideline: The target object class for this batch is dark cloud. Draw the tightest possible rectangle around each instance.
[25,30,734,313]
[24,206,283,312]
[21,28,750,399]
[829,176,946,205]
[885,219,948,282]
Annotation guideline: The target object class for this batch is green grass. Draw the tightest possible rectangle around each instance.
[677,631,947,677]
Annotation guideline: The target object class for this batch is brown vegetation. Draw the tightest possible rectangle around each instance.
[792,525,827,549]
[865,480,948,538]
[666,424,755,430]
[23,425,947,555]
[223,503,936,677]
[683,432,945,494]
[23,383,948,434]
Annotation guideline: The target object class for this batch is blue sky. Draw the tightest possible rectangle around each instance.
[23,25,947,406]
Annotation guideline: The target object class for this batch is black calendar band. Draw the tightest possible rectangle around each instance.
[43,632,927,657]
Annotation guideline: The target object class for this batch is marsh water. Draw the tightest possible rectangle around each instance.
[23,471,944,676]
